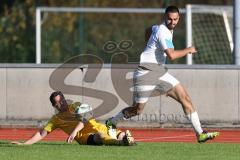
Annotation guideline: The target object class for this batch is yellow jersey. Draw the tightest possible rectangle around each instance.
[44,102,121,144]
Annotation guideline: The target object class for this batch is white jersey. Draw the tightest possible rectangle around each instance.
[140,23,174,65]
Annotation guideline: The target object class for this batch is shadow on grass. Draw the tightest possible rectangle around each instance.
[0,140,80,148]
[0,140,138,148]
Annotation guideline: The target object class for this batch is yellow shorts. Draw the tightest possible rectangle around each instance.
[76,119,121,144]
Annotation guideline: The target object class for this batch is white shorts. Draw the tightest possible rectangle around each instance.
[133,66,180,103]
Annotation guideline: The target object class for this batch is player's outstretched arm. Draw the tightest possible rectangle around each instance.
[165,46,197,60]
[67,122,84,143]
[11,128,48,145]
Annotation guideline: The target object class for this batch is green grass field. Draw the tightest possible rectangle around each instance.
[0,141,240,160]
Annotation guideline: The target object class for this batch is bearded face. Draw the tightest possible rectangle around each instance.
[165,12,180,30]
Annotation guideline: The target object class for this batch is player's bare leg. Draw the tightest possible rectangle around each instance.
[167,84,219,143]
[106,102,146,127]
[122,102,146,118]
[166,84,195,115]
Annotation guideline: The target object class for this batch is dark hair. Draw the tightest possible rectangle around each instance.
[49,91,66,106]
[165,6,179,14]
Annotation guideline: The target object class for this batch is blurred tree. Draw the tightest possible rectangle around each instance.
[0,0,35,62]
[0,0,15,14]
[0,0,233,63]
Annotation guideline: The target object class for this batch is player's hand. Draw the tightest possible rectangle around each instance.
[188,46,197,54]
[67,132,77,143]
[11,141,24,145]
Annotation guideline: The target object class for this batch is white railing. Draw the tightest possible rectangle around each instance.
[36,6,233,64]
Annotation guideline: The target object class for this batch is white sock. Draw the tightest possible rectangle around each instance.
[187,112,203,135]
[110,111,127,125]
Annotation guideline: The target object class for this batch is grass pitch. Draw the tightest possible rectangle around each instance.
[0,141,240,160]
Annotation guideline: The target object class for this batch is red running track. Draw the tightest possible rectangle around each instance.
[0,128,239,143]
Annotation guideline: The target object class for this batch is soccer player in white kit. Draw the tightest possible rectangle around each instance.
[106,6,219,143]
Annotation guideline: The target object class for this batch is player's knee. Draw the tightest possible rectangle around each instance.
[93,133,103,145]
[176,88,191,103]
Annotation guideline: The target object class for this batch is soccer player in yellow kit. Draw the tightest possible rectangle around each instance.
[11,91,134,146]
